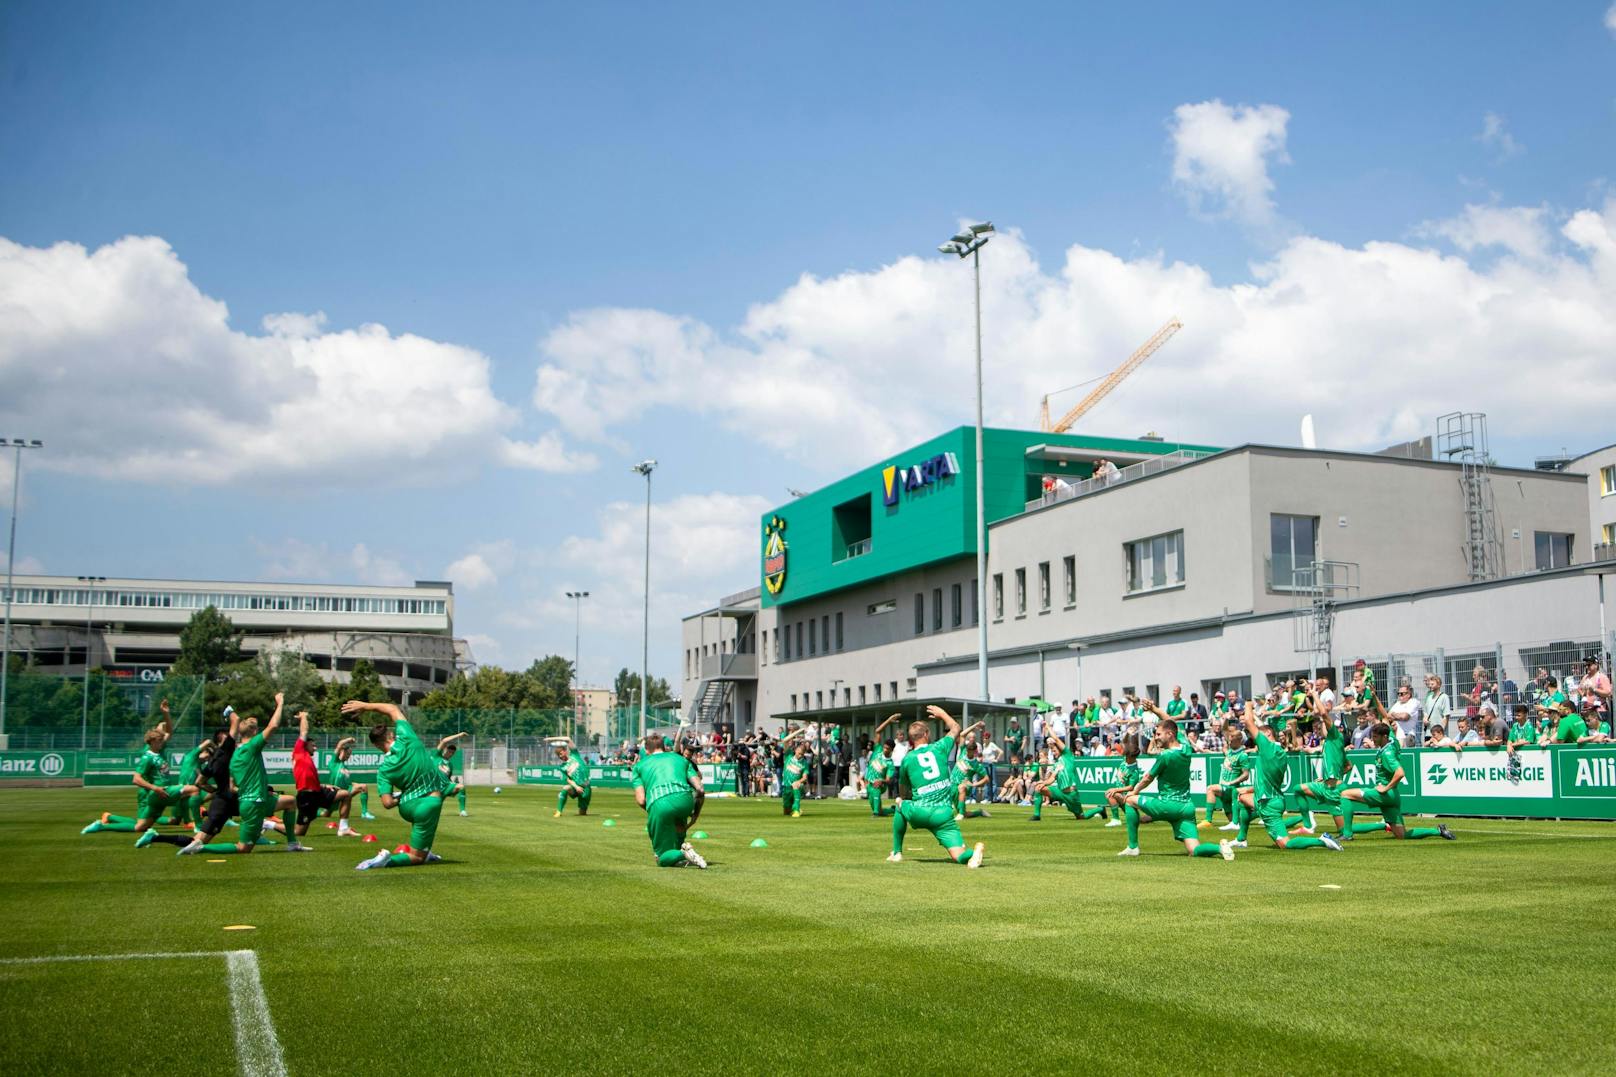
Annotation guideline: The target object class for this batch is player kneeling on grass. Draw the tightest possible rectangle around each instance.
[348,700,454,870]
[1204,729,1250,832]
[83,702,201,842]
[779,729,810,817]
[326,738,375,823]
[865,715,899,817]
[1235,704,1342,853]
[888,705,985,868]
[631,733,707,868]
[1099,736,1145,829]
[1118,716,1233,860]
[1031,731,1107,824]
[951,723,992,821]
[1338,719,1454,843]
[291,709,356,840]
[177,693,306,855]
[550,737,592,816]
[437,732,469,816]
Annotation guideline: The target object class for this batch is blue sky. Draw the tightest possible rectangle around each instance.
[2,2,1614,685]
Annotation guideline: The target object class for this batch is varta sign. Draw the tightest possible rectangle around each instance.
[881,452,960,508]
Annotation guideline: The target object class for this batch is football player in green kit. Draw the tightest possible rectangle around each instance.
[951,723,992,820]
[1031,730,1107,823]
[1234,704,1342,852]
[1204,729,1250,831]
[1297,712,1349,837]
[1339,713,1455,843]
[1099,735,1144,829]
[327,737,376,826]
[346,700,456,869]
[436,731,470,816]
[550,737,592,816]
[888,705,984,868]
[1119,716,1234,860]
[779,728,810,817]
[84,702,203,841]
[176,694,305,855]
[864,715,898,817]
[630,733,707,868]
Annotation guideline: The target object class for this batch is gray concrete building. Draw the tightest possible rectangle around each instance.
[1567,442,1616,562]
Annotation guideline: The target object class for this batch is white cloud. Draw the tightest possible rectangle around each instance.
[530,201,1616,468]
[1477,112,1523,160]
[498,432,599,473]
[14,555,44,574]
[445,541,514,591]
[1606,2,1616,36]
[0,236,593,486]
[258,538,413,586]
[1168,99,1291,232]
[1419,203,1553,261]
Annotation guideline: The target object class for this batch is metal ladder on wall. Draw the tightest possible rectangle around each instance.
[1437,411,1503,581]
[686,678,730,730]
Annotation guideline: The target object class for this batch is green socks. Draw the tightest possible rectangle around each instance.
[359,790,370,813]
[1349,821,1386,835]
[1031,795,1042,820]
[1405,827,1441,839]
[1191,843,1223,857]
[557,791,568,813]
[891,810,907,855]
[202,842,241,853]
[100,819,139,832]
[1124,804,1140,849]
[458,790,467,812]
[1282,815,1306,829]
[1285,836,1327,850]
[1081,805,1107,819]
[1235,802,1250,842]
[388,852,419,866]
[953,849,971,864]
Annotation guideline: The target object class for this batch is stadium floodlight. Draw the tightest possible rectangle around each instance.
[935,220,993,704]
[77,575,107,750]
[631,460,657,739]
[565,590,591,741]
[0,436,44,746]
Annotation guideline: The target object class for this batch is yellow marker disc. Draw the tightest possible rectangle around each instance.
[1319,884,1342,890]
[207,859,228,863]
[223,925,256,931]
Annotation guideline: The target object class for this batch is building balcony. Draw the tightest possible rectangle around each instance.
[699,653,757,680]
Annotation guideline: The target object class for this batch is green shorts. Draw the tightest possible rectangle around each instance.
[899,801,963,850]
[1046,788,1083,815]
[238,792,280,845]
[399,794,445,852]
[1356,787,1403,826]
[1255,795,1289,842]
[1136,795,1198,841]
[1301,780,1341,807]
[137,784,184,821]
[646,792,695,857]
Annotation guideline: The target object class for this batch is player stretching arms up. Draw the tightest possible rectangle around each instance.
[85,704,201,843]
[164,716,211,829]
[437,733,470,817]
[888,705,985,868]
[1205,729,1250,831]
[1119,717,1234,860]
[326,738,376,825]
[1099,735,1144,829]
[1031,731,1106,823]
[1297,714,1348,838]
[779,729,810,817]
[1234,704,1342,853]
[551,737,592,816]
[178,694,304,855]
[1339,716,1455,843]
[630,733,707,868]
[951,724,992,820]
[348,701,455,870]
[291,710,355,841]
[864,715,898,817]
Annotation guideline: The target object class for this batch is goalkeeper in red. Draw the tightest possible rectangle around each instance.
[1119,715,1234,860]
[346,700,454,870]
[631,733,707,868]
[888,705,985,868]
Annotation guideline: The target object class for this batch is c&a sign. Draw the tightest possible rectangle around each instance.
[882,452,960,507]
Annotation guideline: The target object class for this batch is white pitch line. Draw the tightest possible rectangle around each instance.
[0,949,287,1077]
[226,950,287,1077]
[1440,826,1616,839]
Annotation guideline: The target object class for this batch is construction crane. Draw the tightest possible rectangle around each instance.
[1039,317,1183,433]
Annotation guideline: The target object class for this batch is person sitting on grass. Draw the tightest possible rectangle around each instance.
[348,699,454,870]
[83,700,201,842]
[1339,711,1455,843]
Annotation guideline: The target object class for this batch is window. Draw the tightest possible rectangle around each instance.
[1604,523,1615,546]
[1038,561,1051,611]
[833,494,873,561]
[867,599,896,615]
[795,622,803,658]
[1014,568,1027,615]
[760,630,768,665]
[874,683,882,702]
[1146,684,1160,705]
[914,593,925,634]
[1534,531,1574,570]
[858,685,866,705]
[816,691,823,709]
[950,583,962,627]
[1270,514,1318,588]
[1125,530,1185,593]
[992,574,1004,620]
[791,694,798,712]
[843,687,851,706]
[1063,555,1076,605]
[1602,465,1616,497]
[970,578,978,625]
[809,620,817,656]
[932,587,943,631]
[821,616,830,652]
[835,612,844,651]
[890,681,899,700]
[782,627,790,662]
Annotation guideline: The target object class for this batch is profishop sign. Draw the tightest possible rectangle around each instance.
[881,452,960,508]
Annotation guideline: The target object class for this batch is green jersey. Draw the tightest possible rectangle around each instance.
[1508,721,1535,744]
[865,752,889,782]
[1220,748,1252,787]
[438,749,464,782]
[1321,723,1346,781]
[136,748,168,787]
[1252,733,1287,800]
[1165,698,1188,718]
[1542,690,1568,711]
[561,754,589,789]
[178,744,203,784]
[951,754,985,783]
[1146,745,1194,801]
[1004,726,1026,752]
[327,755,352,789]
[377,718,448,803]
[1556,714,1588,743]
[783,750,808,784]
[898,735,956,806]
[1373,740,1403,787]
[630,750,694,807]
[1115,759,1143,787]
[230,733,269,802]
[1054,747,1080,790]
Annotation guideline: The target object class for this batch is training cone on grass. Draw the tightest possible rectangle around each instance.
[602,819,616,828]
[362,834,378,843]
[326,821,337,829]
[692,831,708,840]
[749,838,768,848]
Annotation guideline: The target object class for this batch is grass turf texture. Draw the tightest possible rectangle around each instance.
[3,788,1613,1075]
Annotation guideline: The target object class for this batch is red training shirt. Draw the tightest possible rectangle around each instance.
[292,737,321,792]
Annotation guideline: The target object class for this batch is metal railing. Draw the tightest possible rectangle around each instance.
[699,653,756,680]
[843,538,872,560]
[1026,449,1218,512]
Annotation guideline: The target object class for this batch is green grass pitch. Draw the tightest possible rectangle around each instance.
[2,785,1612,1075]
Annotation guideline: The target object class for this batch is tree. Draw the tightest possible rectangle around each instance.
[613,668,674,710]
[256,648,326,717]
[521,655,575,709]
[345,659,390,705]
[171,606,243,681]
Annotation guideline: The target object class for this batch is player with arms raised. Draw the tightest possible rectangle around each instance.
[347,700,455,870]
[1339,713,1455,843]
[888,705,985,868]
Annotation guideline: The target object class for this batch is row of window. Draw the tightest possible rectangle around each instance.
[912,581,978,635]
[790,680,902,712]
[773,612,845,662]
[992,554,1081,619]
[3,587,447,616]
